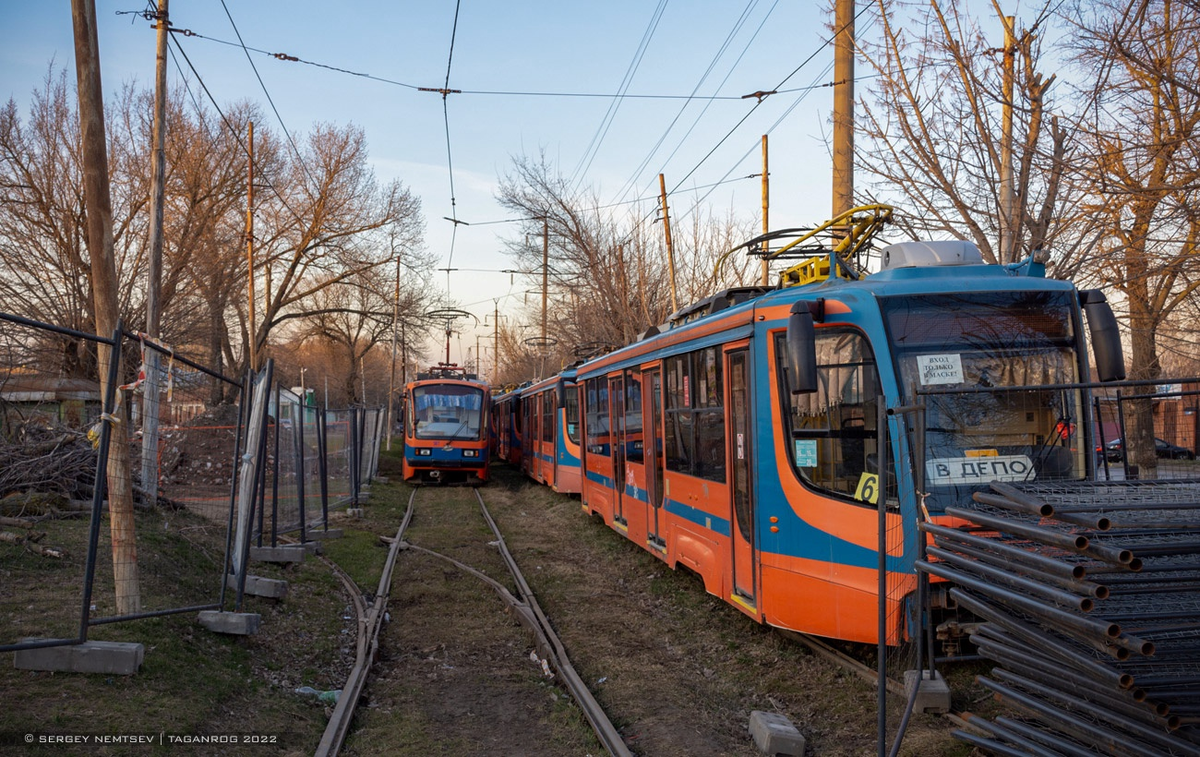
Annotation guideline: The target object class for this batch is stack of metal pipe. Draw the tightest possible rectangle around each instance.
[918,479,1200,756]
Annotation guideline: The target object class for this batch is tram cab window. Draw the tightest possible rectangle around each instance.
[665,347,726,483]
[776,329,883,503]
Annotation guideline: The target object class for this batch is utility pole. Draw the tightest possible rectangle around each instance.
[72,0,140,613]
[493,300,499,382]
[541,217,549,344]
[999,14,1016,264]
[141,0,169,508]
[246,121,256,371]
[386,256,399,451]
[658,174,678,313]
[761,135,770,286]
[832,0,855,218]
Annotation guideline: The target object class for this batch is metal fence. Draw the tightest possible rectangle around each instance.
[0,312,383,653]
[895,376,1200,756]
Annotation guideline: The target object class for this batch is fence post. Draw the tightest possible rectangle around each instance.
[78,322,124,642]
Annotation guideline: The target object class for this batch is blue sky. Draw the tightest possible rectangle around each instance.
[1,0,853,367]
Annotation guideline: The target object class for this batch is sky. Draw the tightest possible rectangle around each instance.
[0,0,858,372]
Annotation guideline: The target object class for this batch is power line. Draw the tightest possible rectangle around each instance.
[644,0,873,235]
[440,0,464,284]
[611,0,779,207]
[131,16,770,102]
[569,0,671,190]
[217,0,320,194]
[161,16,308,228]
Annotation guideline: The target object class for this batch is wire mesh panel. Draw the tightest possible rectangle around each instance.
[1092,384,1200,481]
[323,409,355,507]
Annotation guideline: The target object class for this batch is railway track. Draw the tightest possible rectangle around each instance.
[318,486,629,757]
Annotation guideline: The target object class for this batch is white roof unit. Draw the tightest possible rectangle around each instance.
[880,240,984,270]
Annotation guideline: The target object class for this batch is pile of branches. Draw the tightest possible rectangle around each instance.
[0,417,98,510]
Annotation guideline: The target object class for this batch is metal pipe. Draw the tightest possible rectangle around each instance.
[944,506,1089,553]
[973,490,1054,518]
[927,546,1095,611]
[953,591,1133,689]
[922,521,1087,580]
[976,676,1176,757]
[992,669,1187,741]
[921,561,1121,639]
[937,539,1108,599]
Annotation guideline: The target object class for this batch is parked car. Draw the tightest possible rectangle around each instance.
[1097,438,1196,462]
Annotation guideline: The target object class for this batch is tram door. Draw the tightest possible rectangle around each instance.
[609,374,627,527]
[644,368,665,549]
[727,348,757,603]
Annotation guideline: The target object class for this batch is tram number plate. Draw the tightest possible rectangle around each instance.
[926,455,1034,484]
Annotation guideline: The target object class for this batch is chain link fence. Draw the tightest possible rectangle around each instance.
[0,312,383,652]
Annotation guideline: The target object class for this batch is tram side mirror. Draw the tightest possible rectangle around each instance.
[786,301,819,394]
[555,380,566,408]
[1080,289,1126,382]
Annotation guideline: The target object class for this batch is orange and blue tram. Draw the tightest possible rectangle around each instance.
[402,364,490,485]
[519,368,582,494]
[556,225,1122,646]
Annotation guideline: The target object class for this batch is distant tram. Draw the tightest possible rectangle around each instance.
[401,363,490,485]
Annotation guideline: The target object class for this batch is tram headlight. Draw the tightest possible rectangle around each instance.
[415,448,432,456]
[463,449,479,458]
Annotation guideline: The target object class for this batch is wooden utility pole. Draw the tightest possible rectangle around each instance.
[71,0,141,613]
[999,14,1017,263]
[658,174,678,313]
[141,0,169,508]
[832,0,855,218]
[246,121,256,371]
[761,135,770,286]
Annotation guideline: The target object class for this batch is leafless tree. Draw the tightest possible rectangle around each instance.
[496,152,762,383]
[857,0,1086,267]
[1065,0,1200,473]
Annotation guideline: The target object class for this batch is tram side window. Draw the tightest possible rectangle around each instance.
[625,370,644,464]
[664,348,726,483]
[776,329,881,503]
[585,379,611,456]
[541,392,553,443]
[565,385,580,444]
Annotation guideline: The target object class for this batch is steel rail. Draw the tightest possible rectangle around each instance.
[315,490,415,757]
[472,489,633,757]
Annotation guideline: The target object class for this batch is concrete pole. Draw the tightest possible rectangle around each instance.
[542,218,549,344]
[386,256,399,450]
[761,135,770,286]
[832,0,855,218]
[140,0,169,507]
[1000,15,1016,263]
[493,300,499,382]
[658,174,678,313]
[246,121,256,371]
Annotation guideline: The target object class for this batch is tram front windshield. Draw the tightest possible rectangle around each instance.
[412,385,485,441]
[881,291,1086,506]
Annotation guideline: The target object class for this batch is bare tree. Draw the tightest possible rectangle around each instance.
[1067,0,1200,473]
[295,256,438,404]
[247,123,424,372]
[496,152,762,382]
[857,0,1084,267]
